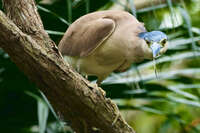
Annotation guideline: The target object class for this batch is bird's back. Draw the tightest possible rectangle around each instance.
[58,10,145,57]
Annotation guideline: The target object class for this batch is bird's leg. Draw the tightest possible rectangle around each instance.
[83,75,100,92]
[96,75,109,95]
[96,79,102,86]
[81,74,102,94]
[86,81,106,96]
[82,75,106,96]
[97,74,109,86]
[84,74,88,79]
[87,82,98,88]
[80,73,99,90]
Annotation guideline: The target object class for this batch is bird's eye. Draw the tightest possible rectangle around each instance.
[145,40,151,46]
[161,39,167,46]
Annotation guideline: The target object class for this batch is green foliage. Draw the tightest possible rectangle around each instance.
[1,0,200,133]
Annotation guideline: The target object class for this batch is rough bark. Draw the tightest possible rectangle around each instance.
[0,0,135,133]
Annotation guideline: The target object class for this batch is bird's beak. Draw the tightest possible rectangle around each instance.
[150,42,161,58]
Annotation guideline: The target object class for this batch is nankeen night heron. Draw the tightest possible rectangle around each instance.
[58,10,168,85]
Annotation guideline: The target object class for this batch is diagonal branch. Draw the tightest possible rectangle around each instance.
[0,0,135,133]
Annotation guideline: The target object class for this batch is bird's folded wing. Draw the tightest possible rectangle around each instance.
[58,17,115,57]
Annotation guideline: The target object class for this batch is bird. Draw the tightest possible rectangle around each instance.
[58,10,168,85]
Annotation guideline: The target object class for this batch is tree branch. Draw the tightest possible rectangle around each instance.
[0,0,135,133]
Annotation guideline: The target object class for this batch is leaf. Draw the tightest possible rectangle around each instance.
[138,51,200,70]
[103,68,200,85]
[85,0,90,13]
[168,36,200,50]
[169,84,200,90]
[167,86,199,100]
[26,91,49,133]
[66,0,72,23]
[45,30,65,35]
[40,91,67,132]
[128,0,136,17]
[37,5,70,26]
[167,95,200,107]
[137,4,168,14]
[40,91,58,121]
[178,6,196,50]
[192,27,200,35]
[118,105,166,115]
[159,7,183,29]
[38,99,49,133]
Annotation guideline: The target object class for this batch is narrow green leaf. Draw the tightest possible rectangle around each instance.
[40,91,67,132]
[128,0,136,17]
[103,68,200,84]
[139,51,200,70]
[167,31,184,39]
[40,91,58,121]
[137,4,167,14]
[168,95,200,107]
[118,105,165,115]
[110,0,126,8]
[25,91,49,133]
[85,0,90,13]
[45,30,65,35]
[192,27,200,35]
[37,5,70,26]
[166,0,176,28]
[66,0,72,23]
[38,100,49,133]
[72,0,82,7]
[167,86,199,100]
[178,6,196,50]
[169,84,200,90]
[168,36,200,50]
[25,91,43,102]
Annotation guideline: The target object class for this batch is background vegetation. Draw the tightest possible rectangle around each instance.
[0,0,200,133]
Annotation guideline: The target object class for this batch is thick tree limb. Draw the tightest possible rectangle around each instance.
[0,0,135,133]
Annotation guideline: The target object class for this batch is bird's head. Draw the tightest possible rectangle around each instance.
[138,31,168,59]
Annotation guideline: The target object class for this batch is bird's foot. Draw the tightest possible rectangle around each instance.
[112,111,120,126]
[87,82,98,88]
[87,82,106,96]
[98,87,106,96]
[84,75,88,79]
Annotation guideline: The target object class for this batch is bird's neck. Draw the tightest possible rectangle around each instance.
[140,40,153,60]
[127,39,153,62]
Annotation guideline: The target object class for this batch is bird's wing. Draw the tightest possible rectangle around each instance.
[58,17,115,57]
